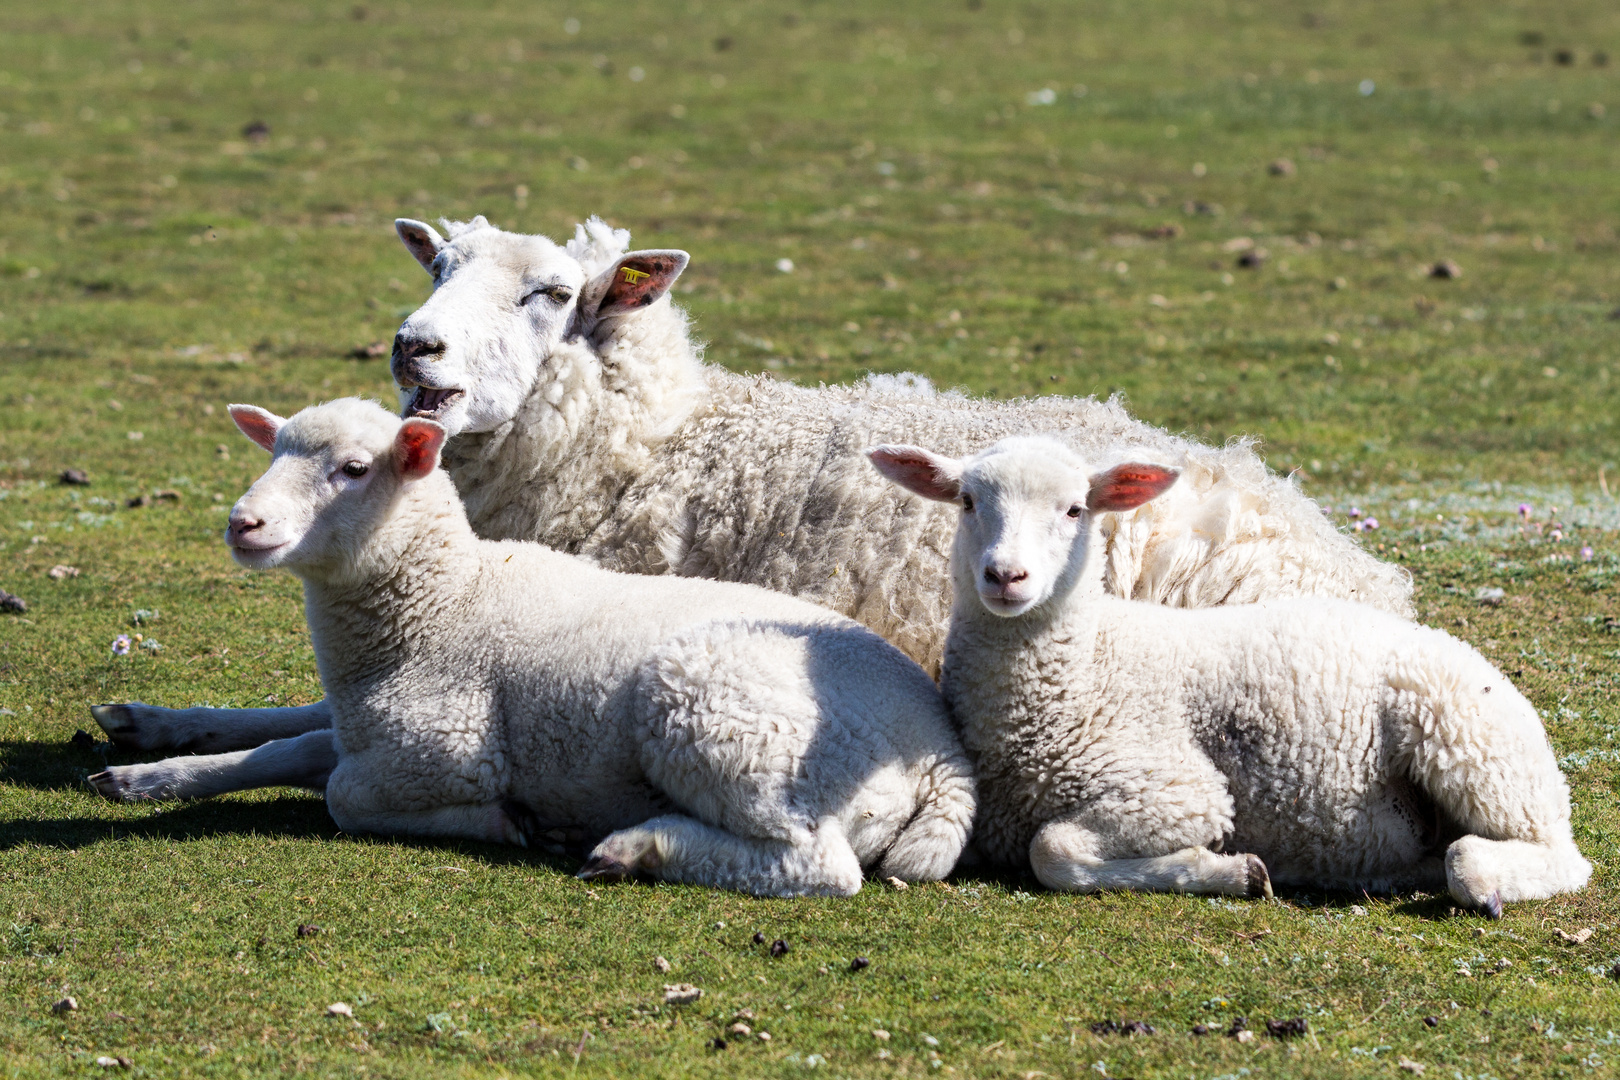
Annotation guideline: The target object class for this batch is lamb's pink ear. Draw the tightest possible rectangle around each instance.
[228,404,285,453]
[395,218,446,273]
[394,418,447,481]
[585,250,690,320]
[867,444,963,502]
[1087,463,1180,512]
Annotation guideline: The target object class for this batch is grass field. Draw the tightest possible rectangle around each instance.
[2,0,1619,1075]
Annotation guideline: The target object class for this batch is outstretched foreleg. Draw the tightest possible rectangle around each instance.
[88,729,338,803]
[91,699,333,753]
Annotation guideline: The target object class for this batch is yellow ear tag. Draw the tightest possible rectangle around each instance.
[619,266,651,285]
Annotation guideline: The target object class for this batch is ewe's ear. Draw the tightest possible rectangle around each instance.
[228,404,285,453]
[395,218,446,273]
[580,250,690,323]
[1087,463,1179,512]
[394,418,447,481]
[867,445,963,502]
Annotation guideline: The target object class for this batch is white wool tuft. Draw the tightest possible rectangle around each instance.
[857,371,960,399]
[566,215,634,277]
[439,215,494,239]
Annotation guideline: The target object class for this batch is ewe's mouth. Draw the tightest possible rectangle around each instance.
[406,385,465,419]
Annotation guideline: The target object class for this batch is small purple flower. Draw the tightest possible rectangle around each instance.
[1550,528,1563,542]
[1581,545,1595,561]
[111,634,132,656]
[1349,506,1363,519]
[1363,517,1379,531]
[1518,503,1531,519]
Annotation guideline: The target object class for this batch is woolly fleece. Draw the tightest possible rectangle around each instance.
[904,438,1589,911]
[242,398,975,897]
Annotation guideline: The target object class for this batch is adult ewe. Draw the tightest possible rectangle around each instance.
[96,398,975,898]
[94,215,1410,755]
[871,437,1589,916]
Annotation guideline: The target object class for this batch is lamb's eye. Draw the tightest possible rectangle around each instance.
[342,461,369,478]
[961,494,975,513]
[1067,504,1083,518]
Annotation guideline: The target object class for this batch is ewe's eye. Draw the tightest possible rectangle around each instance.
[523,285,573,305]
[1067,504,1083,518]
[341,461,369,478]
[961,493,975,513]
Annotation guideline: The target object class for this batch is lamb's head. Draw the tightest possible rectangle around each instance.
[390,215,689,436]
[869,437,1178,618]
[225,398,448,575]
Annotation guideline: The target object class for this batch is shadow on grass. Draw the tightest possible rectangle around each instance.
[0,737,141,792]
[0,794,338,849]
[0,793,585,876]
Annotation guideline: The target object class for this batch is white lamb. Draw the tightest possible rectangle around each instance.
[870,436,1590,916]
[91,397,975,898]
[96,215,1412,759]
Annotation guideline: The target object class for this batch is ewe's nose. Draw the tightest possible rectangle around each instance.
[391,332,447,387]
[982,564,1029,589]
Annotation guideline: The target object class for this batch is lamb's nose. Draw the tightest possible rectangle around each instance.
[983,566,1029,589]
[228,512,263,539]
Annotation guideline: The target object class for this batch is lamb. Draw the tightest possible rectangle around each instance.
[94,214,1411,758]
[94,398,975,897]
[869,436,1590,915]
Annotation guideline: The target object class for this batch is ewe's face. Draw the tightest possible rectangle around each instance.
[955,449,1097,618]
[224,400,444,575]
[389,217,688,440]
[392,224,586,437]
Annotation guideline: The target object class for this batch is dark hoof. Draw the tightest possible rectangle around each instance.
[1245,854,1274,899]
[90,703,142,742]
[577,854,635,883]
[501,799,541,847]
[1481,890,1503,920]
[86,770,127,801]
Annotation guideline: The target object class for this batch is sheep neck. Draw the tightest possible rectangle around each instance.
[439,297,712,550]
[299,477,483,674]
[941,537,1109,741]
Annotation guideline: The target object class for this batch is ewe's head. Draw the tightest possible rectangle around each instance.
[225,398,447,575]
[869,437,1178,618]
[390,214,688,437]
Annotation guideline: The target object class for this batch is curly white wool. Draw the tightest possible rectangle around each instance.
[219,398,977,898]
[887,436,1590,914]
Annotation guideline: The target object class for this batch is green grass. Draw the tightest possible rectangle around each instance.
[2,0,1619,1075]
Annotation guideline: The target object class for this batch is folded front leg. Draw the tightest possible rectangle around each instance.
[88,729,339,803]
[581,814,865,898]
[1030,816,1272,898]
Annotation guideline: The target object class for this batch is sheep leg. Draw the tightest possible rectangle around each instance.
[1444,836,1592,919]
[1391,659,1593,915]
[1030,818,1272,899]
[91,699,332,753]
[87,729,338,803]
[580,814,865,898]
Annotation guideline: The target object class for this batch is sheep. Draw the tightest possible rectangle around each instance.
[95,397,975,898]
[94,214,1411,758]
[869,436,1590,916]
